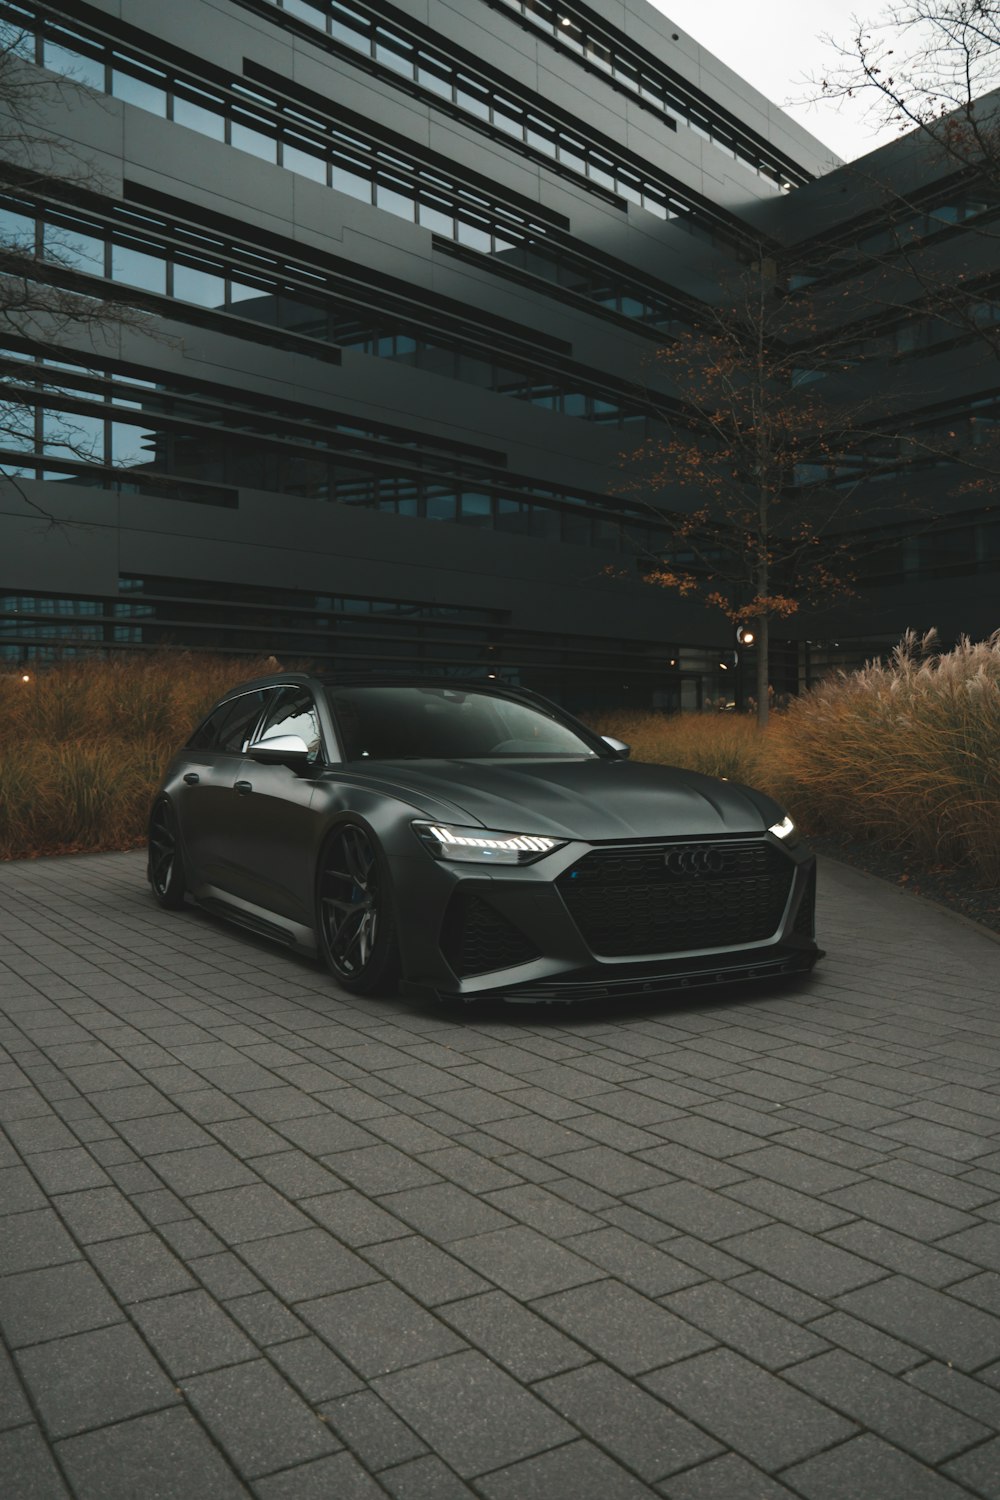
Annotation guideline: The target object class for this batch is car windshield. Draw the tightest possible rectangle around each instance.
[327,686,599,761]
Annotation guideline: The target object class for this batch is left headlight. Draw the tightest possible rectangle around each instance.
[768,814,796,841]
[414,821,567,865]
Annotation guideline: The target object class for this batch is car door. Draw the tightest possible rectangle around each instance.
[223,684,325,924]
[178,688,272,895]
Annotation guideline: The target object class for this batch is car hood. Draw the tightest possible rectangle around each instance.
[343,756,779,840]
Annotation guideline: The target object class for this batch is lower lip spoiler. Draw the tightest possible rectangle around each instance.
[434,949,824,1005]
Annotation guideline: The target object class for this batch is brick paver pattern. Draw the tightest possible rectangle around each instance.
[1,850,999,1499]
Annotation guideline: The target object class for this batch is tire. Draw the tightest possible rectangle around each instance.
[316,821,400,995]
[147,799,188,910]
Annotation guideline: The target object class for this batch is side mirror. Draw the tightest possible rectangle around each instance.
[602,736,631,759]
[247,734,311,765]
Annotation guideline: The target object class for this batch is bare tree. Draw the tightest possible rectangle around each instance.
[0,21,147,524]
[619,251,968,727]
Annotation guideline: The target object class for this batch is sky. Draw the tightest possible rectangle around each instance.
[647,0,902,163]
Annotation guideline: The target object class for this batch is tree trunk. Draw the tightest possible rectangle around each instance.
[756,613,769,729]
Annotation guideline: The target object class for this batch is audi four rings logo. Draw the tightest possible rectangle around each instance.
[664,847,725,875]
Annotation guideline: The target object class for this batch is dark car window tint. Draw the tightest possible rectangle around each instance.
[254,686,322,758]
[327,686,597,760]
[188,689,270,753]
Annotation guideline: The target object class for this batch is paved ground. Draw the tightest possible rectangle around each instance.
[1,853,999,1500]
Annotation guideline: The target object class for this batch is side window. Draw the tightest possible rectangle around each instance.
[254,685,322,759]
[187,690,270,753]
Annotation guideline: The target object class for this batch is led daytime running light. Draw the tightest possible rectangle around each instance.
[429,825,558,854]
[769,815,795,840]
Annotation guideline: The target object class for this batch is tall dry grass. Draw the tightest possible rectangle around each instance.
[592,630,1000,887]
[0,654,281,859]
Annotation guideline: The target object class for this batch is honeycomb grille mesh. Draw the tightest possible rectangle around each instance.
[557,839,794,957]
[441,893,539,977]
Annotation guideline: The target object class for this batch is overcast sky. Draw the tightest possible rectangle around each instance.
[648,0,902,163]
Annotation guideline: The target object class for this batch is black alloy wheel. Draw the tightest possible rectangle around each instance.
[148,799,187,909]
[317,822,400,994]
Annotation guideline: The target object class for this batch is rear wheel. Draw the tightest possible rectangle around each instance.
[148,799,187,910]
[316,822,400,994]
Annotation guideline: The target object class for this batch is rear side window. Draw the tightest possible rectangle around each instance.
[187,689,270,753]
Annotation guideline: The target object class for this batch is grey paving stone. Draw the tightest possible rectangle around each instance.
[89,1085,175,1122]
[150,1144,259,1196]
[483,1439,662,1498]
[786,1348,990,1462]
[565,1227,709,1296]
[0,1165,46,1215]
[536,1362,722,1480]
[87,1232,197,1303]
[479,1184,601,1237]
[869,1158,999,1210]
[0,1342,32,1431]
[246,1150,346,1199]
[721,1177,854,1233]
[720,1223,885,1297]
[727,1270,828,1321]
[550,1146,671,1195]
[419,1089,526,1126]
[633,1142,745,1189]
[4,1117,78,1154]
[373,1350,572,1478]
[450,1225,603,1299]
[439,1290,589,1381]
[378,1183,513,1243]
[300,1282,466,1376]
[806,1311,924,1374]
[663,1282,829,1370]
[273,1114,379,1155]
[26,1147,110,1195]
[239,1228,378,1302]
[56,1406,248,1500]
[16,1323,178,1438]
[908,1362,1000,1427]
[267,1336,364,1402]
[321,1390,427,1469]
[189,1184,312,1244]
[937,1222,1000,1272]
[838,1274,1000,1371]
[643,1347,856,1470]
[223,1291,307,1346]
[324,1145,443,1196]
[0,1208,79,1274]
[52,1186,147,1243]
[823,1220,978,1289]
[189,1251,263,1299]
[624,1182,770,1241]
[307,1189,411,1246]
[825,1180,979,1239]
[364,1236,491,1306]
[182,1359,340,1478]
[158,1217,227,1258]
[943,1435,1000,1498]
[783,1432,972,1499]
[131,1290,257,1376]
[115,1114,215,1154]
[533,1279,715,1374]
[0,1261,122,1347]
[661,1453,802,1498]
[252,1452,384,1500]
[210,1119,291,1158]
[379,1455,476,1499]
[647,1116,767,1158]
[0,1424,72,1500]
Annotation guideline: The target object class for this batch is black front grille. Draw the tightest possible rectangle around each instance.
[557,839,794,956]
[440,893,540,977]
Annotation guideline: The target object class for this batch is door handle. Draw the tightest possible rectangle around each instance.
[182,772,200,785]
[234,780,253,795]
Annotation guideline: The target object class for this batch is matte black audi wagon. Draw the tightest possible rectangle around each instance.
[148,675,820,1003]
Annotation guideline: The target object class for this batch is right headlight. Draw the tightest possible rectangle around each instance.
[768,814,797,842]
[413,821,567,865]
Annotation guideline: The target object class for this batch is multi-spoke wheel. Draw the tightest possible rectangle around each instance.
[148,799,187,910]
[316,822,399,994]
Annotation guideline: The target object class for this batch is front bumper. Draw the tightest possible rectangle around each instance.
[395,831,820,1004]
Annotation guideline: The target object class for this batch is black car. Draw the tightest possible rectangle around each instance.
[148,675,820,1003]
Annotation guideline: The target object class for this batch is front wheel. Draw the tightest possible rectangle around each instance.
[148,799,188,910]
[316,822,400,994]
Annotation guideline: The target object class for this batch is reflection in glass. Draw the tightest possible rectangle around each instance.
[110,421,157,469]
[173,94,225,140]
[111,69,167,114]
[173,262,226,308]
[43,40,105,90]
[284,142,327,181]
[42,407,105,460]
[231,120,278,162]
[111,243,167,293]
